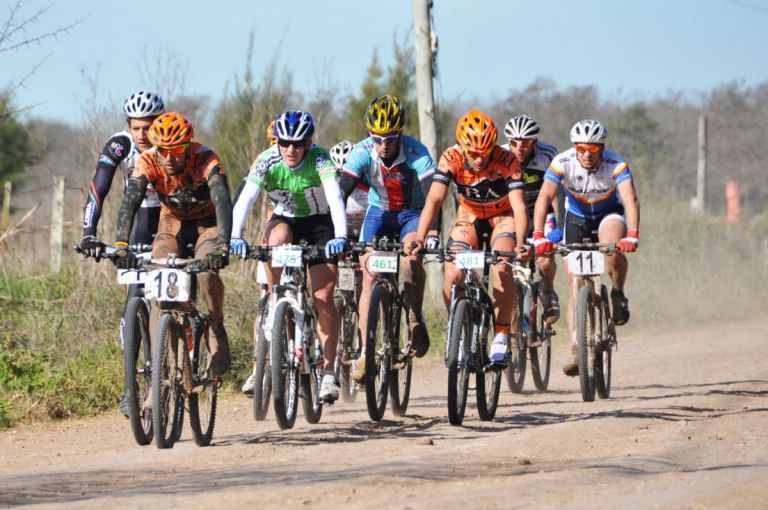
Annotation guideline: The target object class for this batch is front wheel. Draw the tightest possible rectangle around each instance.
[595,286,613,399]
[365,283,391,422]
[123,296,153,446]
[152,313,183,449]
[301,333,323,424]
[252,295,272,421]
[576,284,597,402]
[271,300,300,430]
[188,319,217,446]
[446,299,471,426]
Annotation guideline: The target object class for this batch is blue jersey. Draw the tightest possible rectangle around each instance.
[544,148,633,220]
[342,135,436,212]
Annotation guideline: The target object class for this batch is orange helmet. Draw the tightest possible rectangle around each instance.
[148,112,195,147]
[267,119,277,145]
[455,109,497,156]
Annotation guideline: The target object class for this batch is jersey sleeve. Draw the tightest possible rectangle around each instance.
[342,143,370,180]
[314,149,337,183]
[81,134,133,236]
[410,141,436,182]
[612,161,633,185]
[433,148,460,186]
[246,148,275,188]
[544,156,565,186]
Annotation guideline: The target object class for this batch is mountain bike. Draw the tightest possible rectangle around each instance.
[505,254,554,393]
[333,254,362,403]
[442,247,518,425]
[261,243,327,430]
[145,256,219,448]
[354,238,414,422]
[556,242,618,402]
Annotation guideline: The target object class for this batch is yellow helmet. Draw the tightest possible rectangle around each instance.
[365,94,405,135]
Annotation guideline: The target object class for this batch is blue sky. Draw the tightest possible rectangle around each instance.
[4,0,768,123]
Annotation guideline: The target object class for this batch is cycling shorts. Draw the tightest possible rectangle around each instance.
[265,213,336,267]
[359,206,420,243]
[564,204,625,244]
[446,205,517,251]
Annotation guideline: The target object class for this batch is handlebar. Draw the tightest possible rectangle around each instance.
[554,242,617,255]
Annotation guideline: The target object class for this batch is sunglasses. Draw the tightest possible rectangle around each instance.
[155,143,189,158]
[370,133,399,144]
[277,139,308,149]
[508,139,535,148]
[574,143,603,153]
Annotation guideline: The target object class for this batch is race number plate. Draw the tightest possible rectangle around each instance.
[145,269,190,302]
[272,246,302,268]
[368,251,397,273]
[337,267,356,291]
[566,250,605,276]
[117,269,146,285]
[454,251,485,270]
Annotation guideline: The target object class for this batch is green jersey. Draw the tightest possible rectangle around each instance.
[247,145,337,217]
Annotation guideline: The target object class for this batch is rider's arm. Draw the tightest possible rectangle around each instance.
[115,176,148,244]
[416,180,449,243]
[208,167,233,245]
[321,177,348,239]
[617,179,640,232]
[82,134,132,237]
[231,180,262,238]
[510,188,528,243]
[533,180,559,232]
[339,172,360,202]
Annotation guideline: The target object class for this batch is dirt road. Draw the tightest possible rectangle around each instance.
[2,320,767,509]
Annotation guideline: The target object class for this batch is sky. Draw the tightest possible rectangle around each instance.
[3,0,768,124]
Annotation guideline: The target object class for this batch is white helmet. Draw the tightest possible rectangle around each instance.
[570,119,607,144]
[122,91,165,118]
[504,115,539,140]
[330,140,353,168]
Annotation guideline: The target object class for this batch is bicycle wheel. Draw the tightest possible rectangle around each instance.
[301,333,323,424]
[529,282,552,391]
[576,284,597,402]
[152,313,182,449]
[271,300,299,430]
[252,295,272,420]
[334,293,359,403]
[365,283,391,421]
[188,319,217,446]
[504,280,528,393]
[388,299,412,417]
[596,286,613,399]
[123,296,153,446]
[446,298,471,425]
[476,311,501,421]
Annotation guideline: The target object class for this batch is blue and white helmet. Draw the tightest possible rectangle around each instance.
[274,110,315,141]
[570,119,607,144]
[122,91,165,118]
[330,140,353,168]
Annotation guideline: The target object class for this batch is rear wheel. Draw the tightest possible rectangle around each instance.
[252,295,272,421]
[596,286,613,399]
[123,296,153,446]
[388,300,412,417]
[529,282,552,391]
[152,313,183,449]
[505,280,528,393]
[301,332,323,424]
[365,283,391,421]
[271,300,299,429]
[446,299,471,426]
[334,293,359,403]
[576,284,597,402]
[189,319,217,446]
[476,311,500,421]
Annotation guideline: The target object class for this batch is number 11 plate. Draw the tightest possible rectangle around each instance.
[565,250,605,276]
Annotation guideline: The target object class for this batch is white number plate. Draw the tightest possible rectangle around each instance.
[272,246,302,267]
[368,251,397,273]
[117,269,146,285]
[145,269,190,302]
[454,251,485,270]
[337,267,356,291]
[566,250,605,276]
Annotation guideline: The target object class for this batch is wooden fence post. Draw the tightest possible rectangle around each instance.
[1,182,11,231]
[49,176,65,273]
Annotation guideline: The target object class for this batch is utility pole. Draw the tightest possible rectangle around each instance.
[692,115,707,212]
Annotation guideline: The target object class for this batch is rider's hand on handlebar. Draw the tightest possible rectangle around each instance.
[617,228,639,253]
[516,243,532,262]
[533,230,554,256]
[205,243,230,270]
[79,235,104,261]
[325,237,349,259]
[113,242,138,269]
[406,238,424,255]
[229,237,249,258]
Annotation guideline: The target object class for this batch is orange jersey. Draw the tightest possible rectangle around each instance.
[433,145,523,219]
[132,143,225,220]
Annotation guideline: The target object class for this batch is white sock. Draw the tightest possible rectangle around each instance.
[493,332,508,345]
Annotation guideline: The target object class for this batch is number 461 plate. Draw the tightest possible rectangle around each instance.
[566,250,605,276]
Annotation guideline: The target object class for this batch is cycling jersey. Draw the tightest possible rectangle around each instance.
[544,148,633,220]
[342,135,435,212]
[519,141,558,214]
[432,145,523,219]
[82,131,159,237]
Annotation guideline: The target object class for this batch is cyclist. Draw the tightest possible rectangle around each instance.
[504,114,562,324]
[77,90,165,416]
[532,119,640,376]
[112,112,234,380]
[330,140,369,239]
[230,110,348,402]
[408,110,529,366]
[338,94,436,383]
